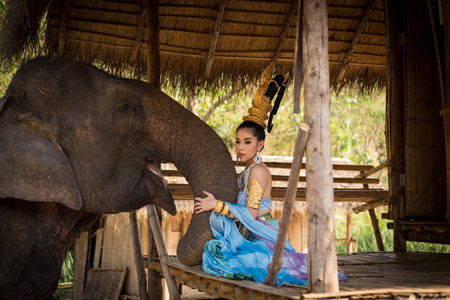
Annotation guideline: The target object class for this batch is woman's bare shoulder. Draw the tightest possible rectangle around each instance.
[249,164,271,179]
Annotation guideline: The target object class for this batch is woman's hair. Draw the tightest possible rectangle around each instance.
[236,120,266,142]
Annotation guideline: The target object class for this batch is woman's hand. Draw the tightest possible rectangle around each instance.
[194,191,219,214]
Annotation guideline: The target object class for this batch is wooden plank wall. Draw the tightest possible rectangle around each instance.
[404,0,446,218]
[100,212,149,296]
[73,231,89,300]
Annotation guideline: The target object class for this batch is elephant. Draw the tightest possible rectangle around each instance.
[0,57,238,299]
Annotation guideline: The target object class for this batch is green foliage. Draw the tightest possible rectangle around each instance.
[0,63,18,96]
[59,250,74,283]
[335,207,450,253]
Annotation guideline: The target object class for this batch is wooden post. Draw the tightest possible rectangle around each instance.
[146,0,160,88]
[440,0,450,221]
[346,211,352,253]
[368,209,385,251]
[264,123,309,286]
[293,0,303,114]
[384,0,407,251]
[303,0,339,293]
[146,1,163,298]
[129,212,150,300]
[147,205,181,300]
[57,0,69,56]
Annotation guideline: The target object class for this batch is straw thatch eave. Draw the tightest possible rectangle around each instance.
[0,0,387,93]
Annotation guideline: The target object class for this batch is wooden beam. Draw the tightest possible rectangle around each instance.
[146,0,160,88]
[130,7,148,68]
[147,205,181,300]
[355,159,392,178]
[203,0,226,78]
[352,197,392,214]
[271,0,298,63]
[264,123,309,286]
[335,0,375,85]
[129,212,150,300]
[303,0,339,293]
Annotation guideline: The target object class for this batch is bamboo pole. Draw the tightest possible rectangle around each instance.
[335,0,375,86]
[203,0,226,78]
[147,205,181,300]
[264,123,310,286]
[129,212,150,300]
[384,0,406,251]
[303,0,339,293]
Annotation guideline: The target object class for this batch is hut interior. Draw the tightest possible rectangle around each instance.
[2,0,450,299]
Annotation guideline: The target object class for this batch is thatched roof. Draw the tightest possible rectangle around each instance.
[0,0,386,92]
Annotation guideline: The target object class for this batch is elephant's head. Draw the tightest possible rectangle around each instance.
[0,58,237,267]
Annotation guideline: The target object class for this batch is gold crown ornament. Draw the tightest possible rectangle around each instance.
[243,64,289,133]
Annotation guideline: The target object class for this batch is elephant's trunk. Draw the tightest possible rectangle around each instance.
[145,90,238,266]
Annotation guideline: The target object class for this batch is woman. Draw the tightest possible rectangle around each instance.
[194,71,348,287]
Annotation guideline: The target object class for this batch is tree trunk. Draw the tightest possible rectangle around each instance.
[303,0,339,293]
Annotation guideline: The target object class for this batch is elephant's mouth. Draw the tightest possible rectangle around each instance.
[146,158,176,215]
[146,158,165,181]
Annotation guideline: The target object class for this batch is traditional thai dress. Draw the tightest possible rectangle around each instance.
[202,163,348,287]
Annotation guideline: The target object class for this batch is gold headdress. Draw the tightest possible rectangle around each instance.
[243,63,289,133]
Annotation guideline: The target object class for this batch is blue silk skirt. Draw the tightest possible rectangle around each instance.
[202,202,348,287]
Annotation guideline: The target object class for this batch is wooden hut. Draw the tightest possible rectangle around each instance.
[2,0,450,299]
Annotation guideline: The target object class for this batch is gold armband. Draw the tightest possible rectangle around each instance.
[246,178,264,210]
[213,200,235,218]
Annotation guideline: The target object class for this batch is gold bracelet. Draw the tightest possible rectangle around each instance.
[246,178,264,210]
[213,200,235,218]
[214,200,225,214]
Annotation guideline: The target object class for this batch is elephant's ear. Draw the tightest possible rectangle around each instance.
[0,119,83,210]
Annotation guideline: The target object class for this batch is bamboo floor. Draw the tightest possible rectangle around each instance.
[146,252,450,299]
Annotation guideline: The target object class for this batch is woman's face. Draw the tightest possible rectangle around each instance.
[235,128,264,164]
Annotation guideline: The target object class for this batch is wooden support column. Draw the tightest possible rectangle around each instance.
[441,0,450,221]
[129,212,150,300]
[147,0,160,88]
[384,0,406,251]
[264,123,309,286]
[146,1,163,299]
[57,0,69,56]
[303,0,339,293]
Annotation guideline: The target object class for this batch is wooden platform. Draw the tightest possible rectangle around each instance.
[145,252,450,299]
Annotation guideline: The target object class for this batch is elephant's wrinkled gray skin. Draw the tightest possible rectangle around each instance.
[0,57,238,298]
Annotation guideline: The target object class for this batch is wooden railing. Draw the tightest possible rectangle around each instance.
[161,160,389,203]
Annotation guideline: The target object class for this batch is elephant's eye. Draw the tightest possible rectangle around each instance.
[119,103,130,112]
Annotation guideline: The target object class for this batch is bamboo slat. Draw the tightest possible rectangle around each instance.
[82,268,127,300]
[73,231,89,300]
[143,252,450,300]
